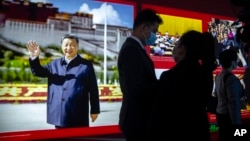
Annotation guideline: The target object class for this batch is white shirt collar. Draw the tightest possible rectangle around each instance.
[65,55,77,64]
[129,36,145,50]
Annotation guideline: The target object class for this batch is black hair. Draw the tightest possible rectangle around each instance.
[201,32,218,71]
[178,30,217,71]
[219,49,238,68]
[133,8,163,29]
[61,33,79,44]
[178,30,202,61]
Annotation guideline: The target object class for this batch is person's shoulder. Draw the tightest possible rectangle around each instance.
[160,70,168,77]
[77,56,93,64]
[225,72,239,83]
[120,38,143,55]
[50,57,62,64]
[122,37,140,48]
[159,69,172,80]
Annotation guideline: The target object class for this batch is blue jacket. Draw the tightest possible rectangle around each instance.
[29,54,100,127]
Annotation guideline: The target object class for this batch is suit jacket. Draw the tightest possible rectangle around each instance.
[118,37,158,136]
[29,54,100,127]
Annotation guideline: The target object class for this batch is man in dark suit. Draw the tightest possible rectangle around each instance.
[117,8,163,141]
[26,34,100,128]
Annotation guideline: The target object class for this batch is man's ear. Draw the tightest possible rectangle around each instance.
[140,24,147,32]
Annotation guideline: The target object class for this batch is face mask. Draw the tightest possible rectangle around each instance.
[146,32,157,46]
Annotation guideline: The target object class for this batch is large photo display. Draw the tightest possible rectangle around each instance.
[0,0,249,136]
[0,0,133,132]
[0,0,134,102]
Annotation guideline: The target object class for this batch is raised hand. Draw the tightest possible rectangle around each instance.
[237,49,247,67]
[26,40,41,58]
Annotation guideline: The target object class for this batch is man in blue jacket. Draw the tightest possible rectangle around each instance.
[26,33,100,128]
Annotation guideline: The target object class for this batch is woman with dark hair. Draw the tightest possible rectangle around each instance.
[148,30,217,141]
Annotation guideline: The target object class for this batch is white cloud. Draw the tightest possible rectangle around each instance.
[30,1,123,26]
[79,3,122,26]
[79,3,91,13]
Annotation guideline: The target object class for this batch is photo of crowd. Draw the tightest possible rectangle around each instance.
[149,32,180,56]
[207,18,247,68]
[149,17,248,69]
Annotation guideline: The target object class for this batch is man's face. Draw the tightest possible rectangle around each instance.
[142,22,160,45]
[61,38,78,60]
[148,22,159,34]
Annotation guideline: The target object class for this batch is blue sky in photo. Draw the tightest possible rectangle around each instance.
[30,0,134,28]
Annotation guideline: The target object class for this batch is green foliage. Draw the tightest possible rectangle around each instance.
[2,69,10,83]
[110,65,119,83]
[2,68,16,83]
[4,50,14,60]
[97,71,104,84]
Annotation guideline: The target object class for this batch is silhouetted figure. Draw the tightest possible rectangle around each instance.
[214,49,244,141]
[149,30,217,141]
[117,8,163,141]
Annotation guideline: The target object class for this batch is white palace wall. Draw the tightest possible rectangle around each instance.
[0,19,128,58]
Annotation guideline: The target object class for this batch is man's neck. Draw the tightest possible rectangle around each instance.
[65,55,77,63]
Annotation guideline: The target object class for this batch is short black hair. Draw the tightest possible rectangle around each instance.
[61,33,79,44]
[219,49,238,68]
[133,8,163,29]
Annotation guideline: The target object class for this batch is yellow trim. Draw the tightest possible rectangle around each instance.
[158,14,202,35]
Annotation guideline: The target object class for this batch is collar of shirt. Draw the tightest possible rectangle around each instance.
[64,55,77,64]
[129,36,145,50]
